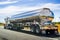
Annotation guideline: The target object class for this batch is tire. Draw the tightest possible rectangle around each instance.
[41,30,46,34]
[50,30,54,35]
[45,30,49,35]
[55,30,59,35]
[30,27,34,32]
[4,27,6,29]
[36,26,40,34]
[17,27,20,31]
[30,24,36,33]
[30,27,36,33]
[50,30,58,35]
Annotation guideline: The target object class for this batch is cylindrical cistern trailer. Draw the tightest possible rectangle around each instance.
[4,8,58,35]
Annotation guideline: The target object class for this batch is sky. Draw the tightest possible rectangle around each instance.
[0,0,60,23]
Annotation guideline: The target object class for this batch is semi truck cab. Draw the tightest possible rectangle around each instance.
[40,18,58,35]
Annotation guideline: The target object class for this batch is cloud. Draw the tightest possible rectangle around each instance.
[53,17,60,22]
[0,0,19,4]
[0,3,60,17]
[0,6,36,18]
[40,3,60,10]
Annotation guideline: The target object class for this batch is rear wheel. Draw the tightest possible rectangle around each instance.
[30,27,36,33]
[30,27,34,32]
[4,27,6,29]
[36,26,40,34]
[50,30,58,35]
[30,24,36,33]
[55,30,59,35]
[17,27,20,31]
[30,24,40,34]
[45,30,49,35]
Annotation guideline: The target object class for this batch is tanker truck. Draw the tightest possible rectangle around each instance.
[4,8,58,35]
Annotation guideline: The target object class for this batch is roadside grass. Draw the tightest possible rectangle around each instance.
[0,24,4,26]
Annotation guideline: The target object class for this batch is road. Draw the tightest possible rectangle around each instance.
[0,26,59,40]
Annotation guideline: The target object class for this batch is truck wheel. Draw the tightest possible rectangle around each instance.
[17,27,20,31]
[36,27,40,34]
[30,24,36,33]
[30,27,36,33]
[45,30,49,35]
[50,30,58,35]
[4,27,6,29]
[55,31,59,35]
[30,27,34,32]
[50,30,54,35]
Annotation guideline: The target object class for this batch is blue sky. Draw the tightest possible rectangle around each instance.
[0,0,60,23]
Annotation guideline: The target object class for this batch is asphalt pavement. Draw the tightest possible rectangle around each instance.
[0,26,59,40]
